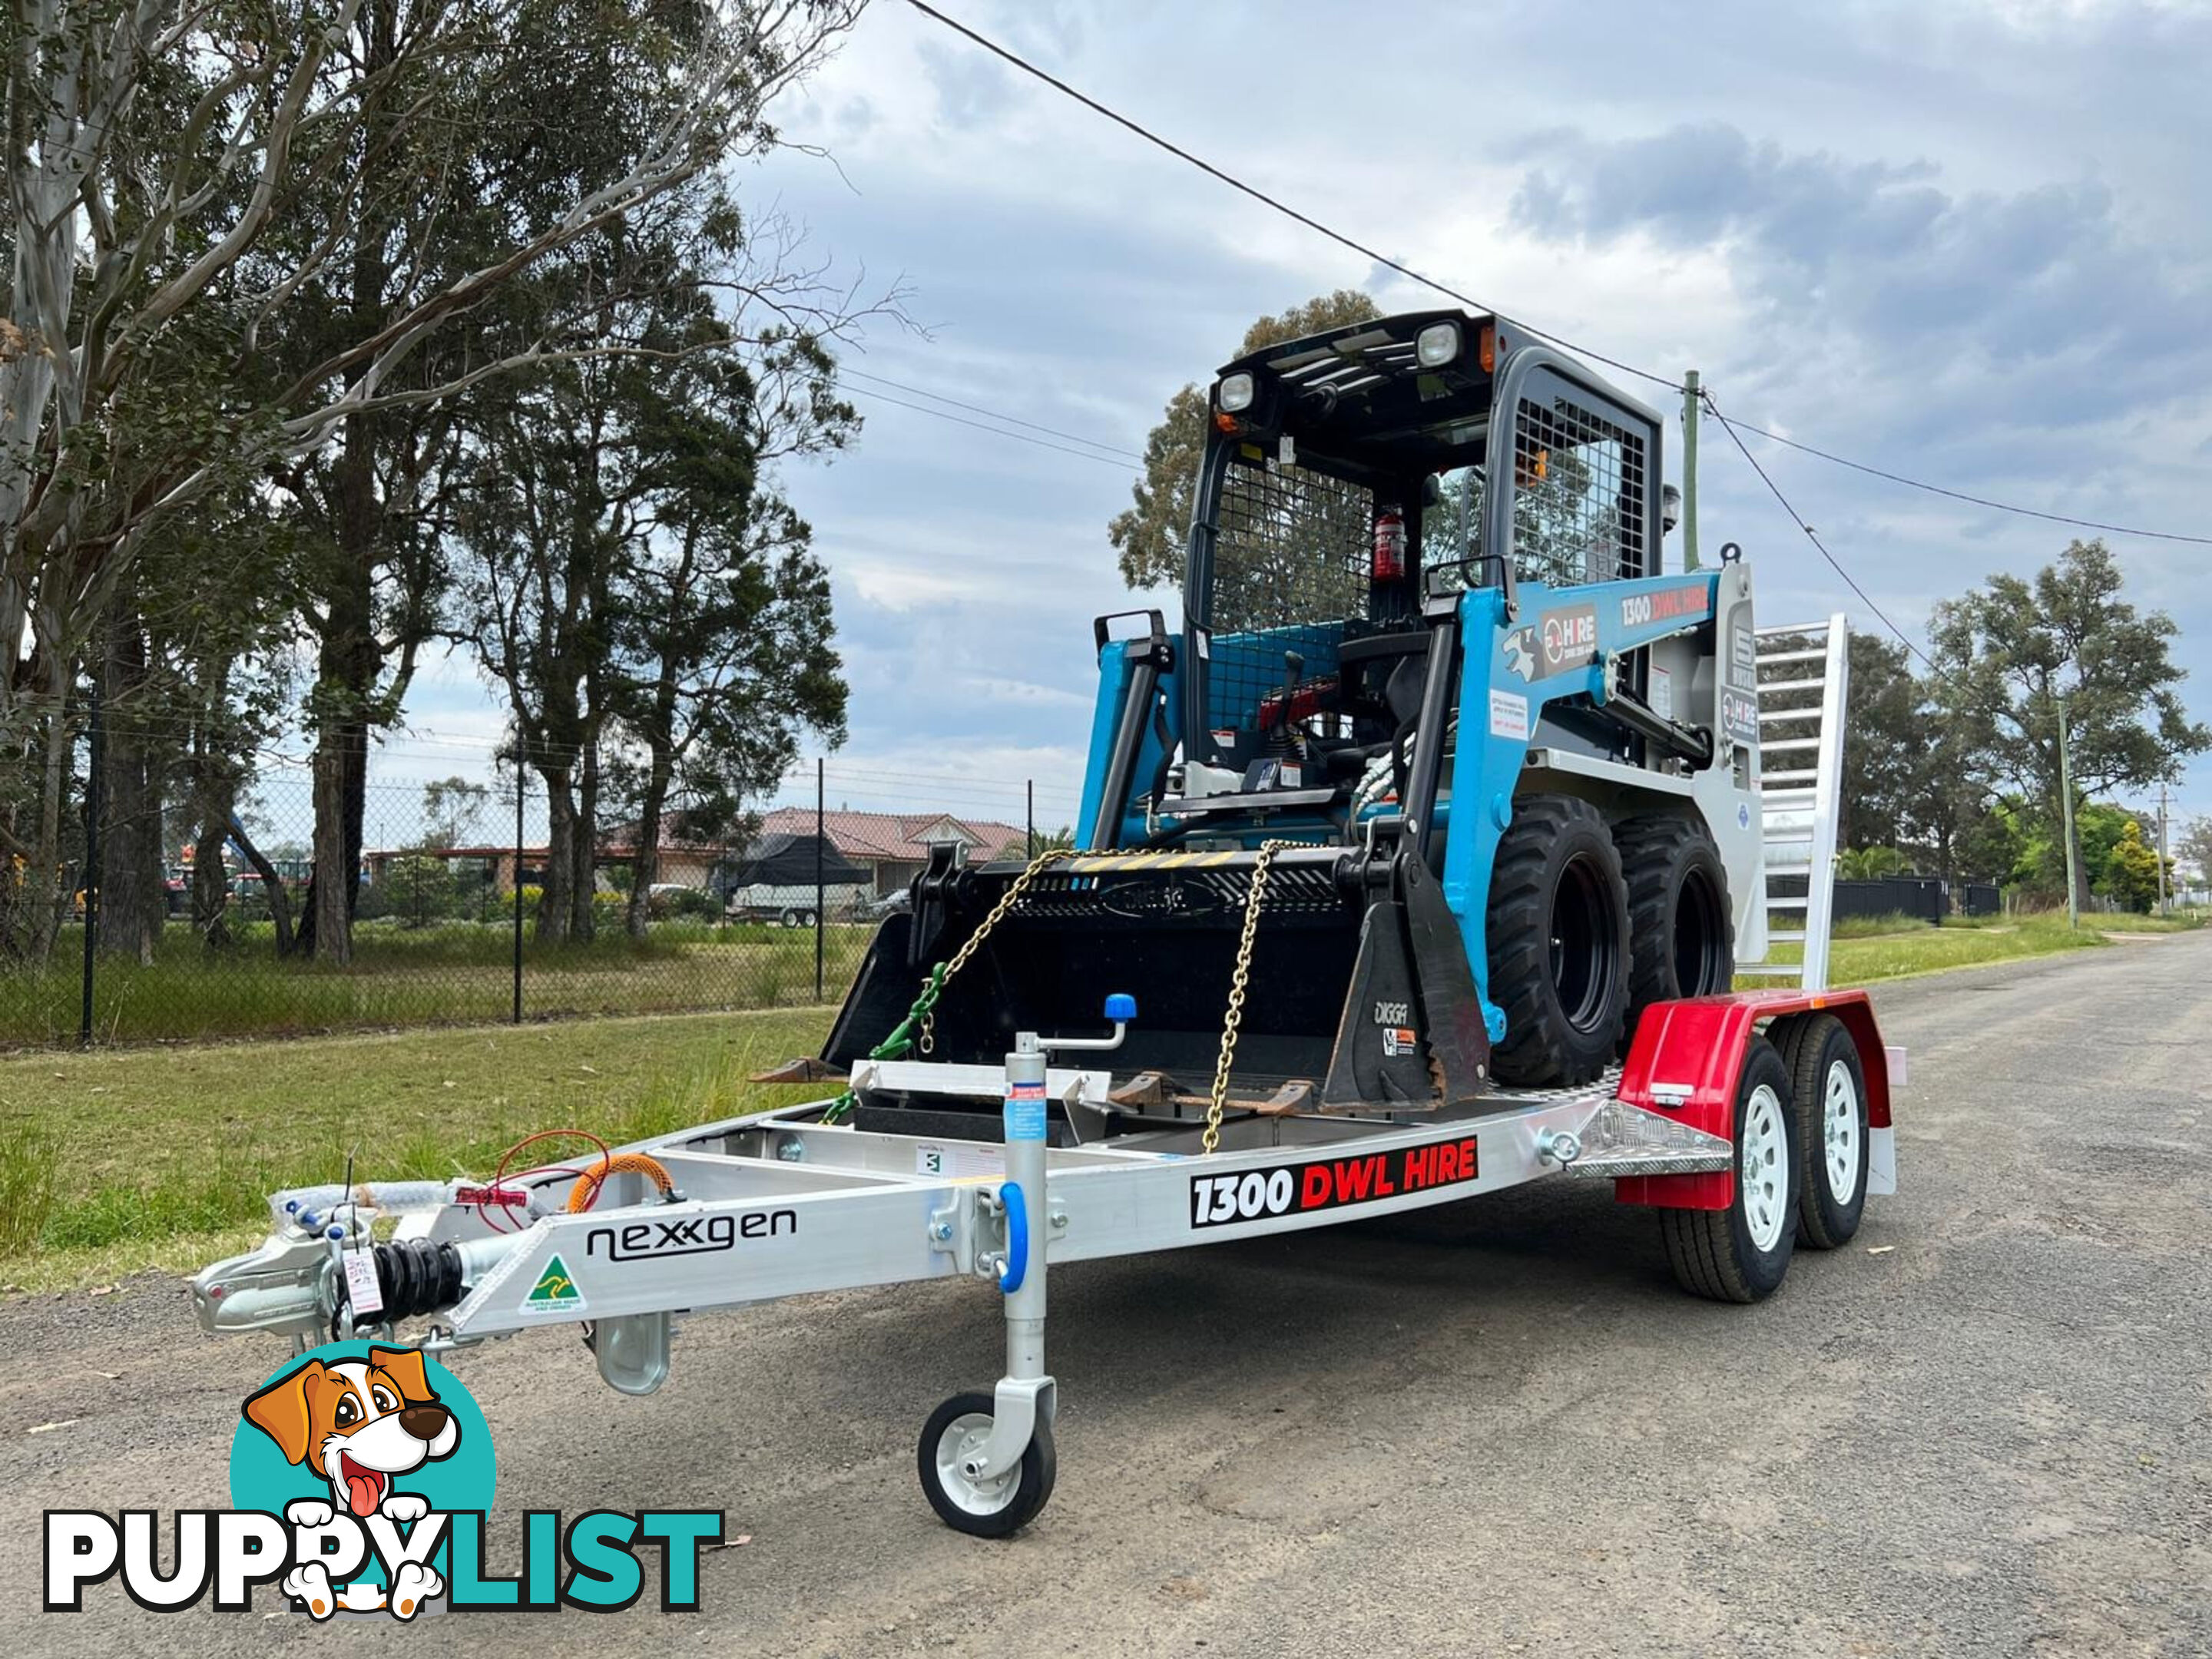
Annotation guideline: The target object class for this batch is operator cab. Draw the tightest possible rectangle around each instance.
[1149,309,1667,847]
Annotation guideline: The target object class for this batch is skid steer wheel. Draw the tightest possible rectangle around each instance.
[1661,1036,1796,1303]
[918,1392,1056,1538]
[1774,1013,1869,1249]
[1486,794,1631,1086]
[1614,813,1734,1054]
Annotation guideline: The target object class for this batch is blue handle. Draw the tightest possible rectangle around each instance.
[997,1183,1028,1294]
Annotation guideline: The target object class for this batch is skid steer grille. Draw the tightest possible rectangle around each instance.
[1014,858,1347,922]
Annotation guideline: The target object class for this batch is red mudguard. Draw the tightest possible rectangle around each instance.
[1611,988,1892,1211]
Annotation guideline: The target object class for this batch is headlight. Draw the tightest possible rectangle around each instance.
[1217,372,1255,413]
[1416,321,1462,369]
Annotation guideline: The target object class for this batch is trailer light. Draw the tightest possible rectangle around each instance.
[1217,372,1256,414]
[1416,321,1461,368]
[1478,323,1498,373]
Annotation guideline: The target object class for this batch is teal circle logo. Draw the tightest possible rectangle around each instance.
[229,1342,495,1616]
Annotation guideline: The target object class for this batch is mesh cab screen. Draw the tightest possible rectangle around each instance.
[1205,451,1373,730]
[1510,393,1647,587]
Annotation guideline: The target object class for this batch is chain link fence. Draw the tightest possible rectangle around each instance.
[3,743,1067,1048]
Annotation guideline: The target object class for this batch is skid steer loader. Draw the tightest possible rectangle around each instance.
[827,310,1767,1112]
[188,309,1895,1544]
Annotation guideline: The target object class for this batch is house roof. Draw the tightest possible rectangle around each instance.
[757,806,1028,863]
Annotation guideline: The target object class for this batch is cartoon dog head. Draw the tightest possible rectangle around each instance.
[243,1346,460,1518]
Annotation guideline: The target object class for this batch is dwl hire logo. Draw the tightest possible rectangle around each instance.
[45,1340,722,1619]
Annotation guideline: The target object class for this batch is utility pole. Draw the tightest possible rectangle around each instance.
[2157,783,2170,917]
[1681,369,1701,572]
[2057,694,2080,929]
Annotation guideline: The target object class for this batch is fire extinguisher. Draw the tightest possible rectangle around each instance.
[1373,503,1406,581]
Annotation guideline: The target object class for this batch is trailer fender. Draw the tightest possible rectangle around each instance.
[1611,989,1892,1210]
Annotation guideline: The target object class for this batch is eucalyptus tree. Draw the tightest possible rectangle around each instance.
[3,0,869,962]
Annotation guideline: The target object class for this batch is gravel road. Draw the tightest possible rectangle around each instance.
[7,932,2209,1657]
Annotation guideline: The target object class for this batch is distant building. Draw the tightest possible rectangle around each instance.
[754,807,1028,897]
[362,806,1030,902]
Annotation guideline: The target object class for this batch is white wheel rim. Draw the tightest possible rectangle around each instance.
[1823,1059,1862,1204]
[934,1412,1018,1517]
[1740,1082,1788,1252]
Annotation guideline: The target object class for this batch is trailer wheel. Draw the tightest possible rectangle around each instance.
[917,1392,1056,1538]
[1661,1036,1796,1302]
[1776,1013,1869,1249]
[1486,794,1631,1086]
[1615,813,1734,1052]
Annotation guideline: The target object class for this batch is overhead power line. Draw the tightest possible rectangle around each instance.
[842,367,1146,462]
[1706,398,1946,679]
[894,0,1673,393]
[845,384,1138,472]
[1716,418,2212,548]
[899,0,2212,550]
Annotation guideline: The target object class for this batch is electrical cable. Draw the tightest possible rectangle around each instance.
[899,0,2212,549]
[841,367,1146,461]
[1705,396,1949,680]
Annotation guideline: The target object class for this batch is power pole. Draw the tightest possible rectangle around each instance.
[1680,369,1701,573]
[2157,783,2170,917]
[2057,694,2080,929]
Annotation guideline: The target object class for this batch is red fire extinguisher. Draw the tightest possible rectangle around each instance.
[1373,504,1406,581]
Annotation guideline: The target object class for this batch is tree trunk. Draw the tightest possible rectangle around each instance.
[192,812,232,948]
[97,614,164,962]
[536,767,575,943]
[24,657,72,967]
[626,755,671,940]
[307,722,356,963]
[230,816,296,955]
[570,737,598,942]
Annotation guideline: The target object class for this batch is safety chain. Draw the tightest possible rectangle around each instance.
[823,846,1067,1124]
[1202,839,1294,1155]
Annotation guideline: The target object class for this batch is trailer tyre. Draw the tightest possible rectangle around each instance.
[1615,813,1734,1054]
[918,1392,1056,1538]
[1486,794,1631,1086]
[1776,1013,1869,1249]
[1661,1036,1796,1303]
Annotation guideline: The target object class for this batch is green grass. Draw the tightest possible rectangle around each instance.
[0,1005,832,1290]
[3,901,2197,1292]
[1747,913,2111,985]
[0,918,867,1048]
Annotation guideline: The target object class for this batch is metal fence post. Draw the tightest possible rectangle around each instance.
[814,757,825,1002]
[1027,779,1035,856]
[79,677,101,1046]
[512,753,525,1023]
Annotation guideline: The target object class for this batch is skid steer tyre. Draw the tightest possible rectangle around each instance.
[1486,794,1631,1087]
[1616,813,1735,1053]
[1661,1035,1796,1303]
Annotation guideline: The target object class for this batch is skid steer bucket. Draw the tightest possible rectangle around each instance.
[823,844,1490,1114]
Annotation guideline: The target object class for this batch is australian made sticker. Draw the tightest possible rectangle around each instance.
[519,1253,584,1316]
[1188,1138,1480,1229]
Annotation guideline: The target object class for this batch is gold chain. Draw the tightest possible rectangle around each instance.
[1202,839,1293,1154]
[919,846,1067,1055]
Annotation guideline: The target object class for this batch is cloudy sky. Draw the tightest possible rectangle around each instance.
[394,0,2212,841]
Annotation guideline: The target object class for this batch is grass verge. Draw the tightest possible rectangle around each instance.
[1747,912,2121,985]
[0,1006,832,1292]
[3,911,2191,1293]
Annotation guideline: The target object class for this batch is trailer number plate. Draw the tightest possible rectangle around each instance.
[1189,1139,1480,1229]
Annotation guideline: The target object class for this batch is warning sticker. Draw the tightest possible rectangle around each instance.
[916,1142,1005,1181]
[1190,1138,1481,1229]
[1488,688,1529,742]
[1380,1026,1419,1057]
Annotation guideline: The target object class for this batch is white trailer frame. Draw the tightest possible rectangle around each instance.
[193,1037,1742,1529]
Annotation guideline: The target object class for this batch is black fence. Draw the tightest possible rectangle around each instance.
[2,751,1059,1049]
[1832,877,1946,926]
